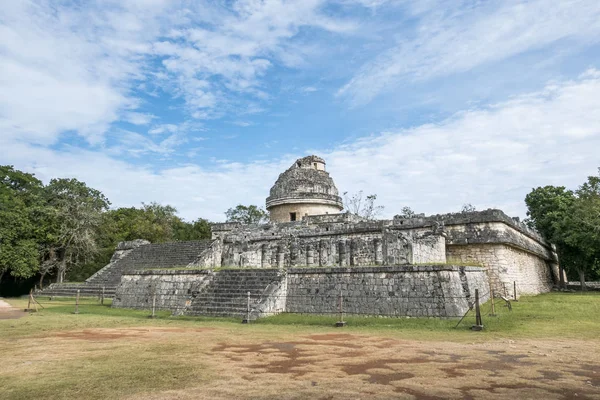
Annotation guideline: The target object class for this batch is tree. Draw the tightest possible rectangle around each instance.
[42,178,110,283]
[525,172,600,289]
[173,218,212,241]
[461,203,477,212]
[343,191,384,220]
[525,185,577,289]
[0,166,48,284]
[397,206,416,219]
[559,171,600,288]
[225,205,269,224]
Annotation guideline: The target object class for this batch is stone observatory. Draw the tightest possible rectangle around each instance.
[265,155,344,222]
[40,153,562,322]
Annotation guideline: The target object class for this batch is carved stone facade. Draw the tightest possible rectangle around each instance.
[211,208,559,296]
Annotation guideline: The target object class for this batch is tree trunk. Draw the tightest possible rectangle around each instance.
[559,263,565,289]
[57,259,67,283]
[578,268,586,291]
[0,270,4,286]
[39,271,46,290]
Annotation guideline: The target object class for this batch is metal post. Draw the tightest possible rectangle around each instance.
[242,291,251,324]
[513,281,518,301]
[101,286,105,305]
[151,293,156,318]
[335,290,346,327]
[471,289,483,330]
[74,290,80,314]
[340,291,344,323]
[489,282,496,317]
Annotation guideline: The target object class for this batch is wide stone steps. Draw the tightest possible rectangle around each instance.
[185,269,282,318]
[86,240,215,287]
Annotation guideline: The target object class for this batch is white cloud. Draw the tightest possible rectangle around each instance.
[329,70,600,217]
[124,112,155,125]
[230,121,253,127]
[338,0,600,106]
[0,1,171,145]
[0,0,356,147]
[3,72,599,222]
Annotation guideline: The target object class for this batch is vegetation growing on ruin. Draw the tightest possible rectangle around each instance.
[0,165,211,295]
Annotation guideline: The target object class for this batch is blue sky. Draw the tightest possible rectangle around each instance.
[2,0,600,221]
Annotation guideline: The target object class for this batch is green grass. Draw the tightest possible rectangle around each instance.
[2,292,599,400]
[254,291,600,339]
[3,291,599,341]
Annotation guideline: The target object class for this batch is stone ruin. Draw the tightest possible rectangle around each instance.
[39,155,560,320]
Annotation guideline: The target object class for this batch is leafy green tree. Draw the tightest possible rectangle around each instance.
[525,185,577,288]
[225,205,269,224]
[525,171,600,289]
[559,172,600,287]
[42,178,110,283]
[0,166,48,283]
[173,218,211,241]
[68,205,212,281]
[99,203,178,245]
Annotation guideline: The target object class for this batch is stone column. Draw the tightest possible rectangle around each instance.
[319,239,328,266]
[233,240,242,266]
[338,240,347,267]
[277,244,285,269]
[261,244,271,268]
[374,238,383,265]
[350,239,358,266]
[307,244,315,267]
[290,240,299,266]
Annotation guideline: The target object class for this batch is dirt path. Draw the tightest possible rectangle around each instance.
[3,324,595,399]
[0,298,27,320]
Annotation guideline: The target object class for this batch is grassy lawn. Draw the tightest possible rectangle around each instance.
[1,292,599,399]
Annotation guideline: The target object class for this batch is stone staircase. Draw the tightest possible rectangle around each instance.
[35,240,216,299]
[185,269,286,319]
[36,283,116,299]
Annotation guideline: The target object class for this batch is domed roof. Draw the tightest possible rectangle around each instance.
[266,155,344,210]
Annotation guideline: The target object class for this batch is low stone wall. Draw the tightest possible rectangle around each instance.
[112,265,489,319]
[285,265,489,318]
[112,269,212,313]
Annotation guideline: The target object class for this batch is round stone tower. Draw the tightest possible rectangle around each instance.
[266,155,344,223]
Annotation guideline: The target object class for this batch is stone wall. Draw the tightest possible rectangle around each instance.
[214,220,446,268]
[285,265,489,318]
[112,269,212,313]
[446,244,554,296]
[112,265,489,319]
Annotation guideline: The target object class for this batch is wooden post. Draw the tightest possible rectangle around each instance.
[475,289,482,325]
[513,281,518,302]
[242,291,251,324]
[335,290,346,327]
[74,290,80,314]
[26,289,32,311]
[101,286,105,306]
[151,293,156,318]
[471,289,483,330]
[489,282,496,317]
